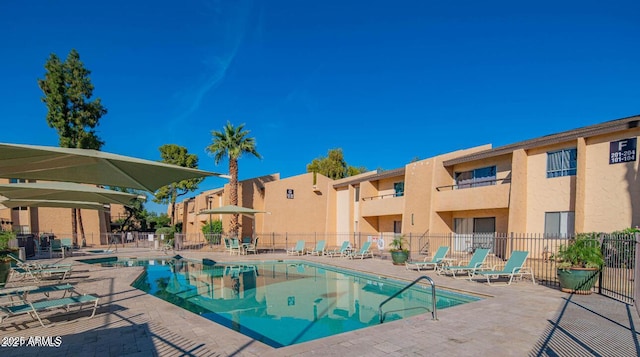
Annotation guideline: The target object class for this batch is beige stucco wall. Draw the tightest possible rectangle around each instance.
[582,130,640,232]
[262,172,331,234]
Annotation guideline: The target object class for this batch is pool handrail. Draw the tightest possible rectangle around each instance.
[378,275,438,323]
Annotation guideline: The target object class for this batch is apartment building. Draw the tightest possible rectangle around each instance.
[176,114,640,249]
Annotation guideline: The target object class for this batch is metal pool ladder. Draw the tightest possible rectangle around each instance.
[378,275,438,323]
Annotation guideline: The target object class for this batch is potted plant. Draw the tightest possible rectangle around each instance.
[0,229,18,287]
[554,233,604,294]
[389,235,409,265]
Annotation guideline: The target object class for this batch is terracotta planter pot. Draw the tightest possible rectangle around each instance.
[557,267,599,294]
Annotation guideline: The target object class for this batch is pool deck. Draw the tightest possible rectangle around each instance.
[1,248,639,356]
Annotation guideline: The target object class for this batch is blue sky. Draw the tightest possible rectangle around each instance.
[1,1,639,214]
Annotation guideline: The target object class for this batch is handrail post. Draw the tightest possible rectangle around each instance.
[378,275,438,323]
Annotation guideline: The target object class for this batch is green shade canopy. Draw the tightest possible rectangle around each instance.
[0,198,108,210]
[0,182,143,205]
[198,205,267,216]
[0,142,222,192]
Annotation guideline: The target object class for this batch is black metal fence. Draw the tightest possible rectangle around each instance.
[38,229,638,304]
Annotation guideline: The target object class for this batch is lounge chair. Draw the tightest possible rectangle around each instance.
[348,241,374,259]
[9,263,73,284]
[405,246,450,271]
[438,248,490,279]
[0,291,99,327]
[326,241,350,257]
[286,240,306,256]
[7,252,72,270]
[469,250,535,285]
[307,240,326,256]
[0,283,75,302]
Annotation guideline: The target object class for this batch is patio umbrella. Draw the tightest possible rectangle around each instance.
[0,142,222,192]
[0,198,108,210]
[0,182,144,205]
[197,205,267,216]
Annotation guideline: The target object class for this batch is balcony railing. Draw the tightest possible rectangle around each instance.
[436,178,511,191]
[361,192,404,201]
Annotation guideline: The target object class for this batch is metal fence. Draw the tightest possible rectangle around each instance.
[26,229,638,304]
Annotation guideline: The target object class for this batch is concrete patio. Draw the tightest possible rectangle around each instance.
[1,248,638,356]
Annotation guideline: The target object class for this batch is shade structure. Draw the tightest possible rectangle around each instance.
[0,182,143,205]
[0,198,108,210]
[198,205,267,216]
[0,142,222,192]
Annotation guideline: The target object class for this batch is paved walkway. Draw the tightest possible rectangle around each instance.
[1,248,638,356]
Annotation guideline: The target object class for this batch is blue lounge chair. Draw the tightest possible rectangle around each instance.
[405,246,449,271]
[348,241,373,259]
[438,248,490,279]
[469,250,535,285]
[326,241,350,257]
[307,240,326,256]
[286,240,306,256]
[0,293,99,327]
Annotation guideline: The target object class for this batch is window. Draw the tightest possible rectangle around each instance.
[547,148,577,178]
[9,178,26,184]
[393,182,404,197]
[544,211,575,238]
[354,186,360,202]
[455,166,496,189]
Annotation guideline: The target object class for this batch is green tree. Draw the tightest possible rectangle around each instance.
[153,144,204,226]
[307,148,366,180]
[206,121,261,237]
[38,48,107,246]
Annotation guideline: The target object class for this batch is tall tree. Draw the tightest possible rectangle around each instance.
[153,144,204,226]
[307,148,366,179]
[38,48,107,246]
[206,122,261,237]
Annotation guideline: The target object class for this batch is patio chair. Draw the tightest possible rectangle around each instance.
[469,250,535,286]
[326,241,350,257]
[348,241,374,259]
[438,248,490,279]
[0,291,99,327]
[244,237,259,255]
[307,240,326,256]
[405,246,449,271]
[223,238,241,255]
[286,240,306,256]
[7,252,72,270]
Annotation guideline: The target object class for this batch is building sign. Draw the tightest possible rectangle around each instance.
[286,189,294,199]
[610,138,637,164]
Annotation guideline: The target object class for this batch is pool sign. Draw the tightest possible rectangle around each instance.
[610,138,637,164]
[286,189,294,199]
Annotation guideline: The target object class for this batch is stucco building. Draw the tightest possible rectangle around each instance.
[174,114,640,252]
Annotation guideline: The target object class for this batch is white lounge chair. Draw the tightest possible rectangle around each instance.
[326,241,350,257]
[405,246,449,271]
[286,240,306,256]
[469,250,535,285]
[0,293,99,327]
[307,240,326,256]
[348,241,374,259]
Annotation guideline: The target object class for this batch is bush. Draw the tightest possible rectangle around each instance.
[202,220,223,244]
[155,227,175,246]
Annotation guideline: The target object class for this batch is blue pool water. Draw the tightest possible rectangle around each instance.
[81,257,482,347]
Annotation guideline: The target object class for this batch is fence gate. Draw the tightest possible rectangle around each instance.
[599,233,636,304]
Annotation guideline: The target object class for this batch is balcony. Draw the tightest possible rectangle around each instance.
[360,193,404,216]
[434,179,511,212]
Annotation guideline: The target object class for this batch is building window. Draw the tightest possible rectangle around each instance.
[455,166,496,189]
[547,148,577,178]
[394,182,404,197]
[354,186,360,202]
[9,178,26,184]
[544,211,575,237]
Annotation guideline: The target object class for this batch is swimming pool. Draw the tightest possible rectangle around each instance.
[83,257,482,347]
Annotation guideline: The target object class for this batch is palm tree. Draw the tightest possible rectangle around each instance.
[206,121,261,237]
